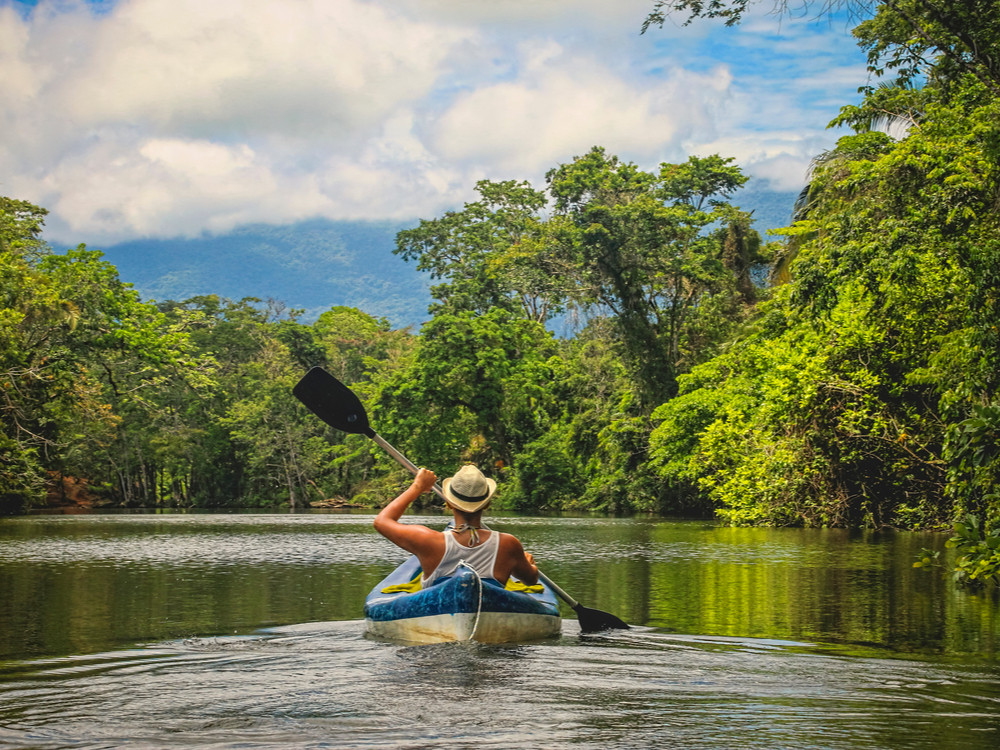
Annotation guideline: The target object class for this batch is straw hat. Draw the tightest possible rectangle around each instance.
[441,464,497,513]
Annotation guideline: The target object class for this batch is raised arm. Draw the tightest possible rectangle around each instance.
[373,468,443,562]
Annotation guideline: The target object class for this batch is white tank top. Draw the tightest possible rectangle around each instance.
[422,530,500,586]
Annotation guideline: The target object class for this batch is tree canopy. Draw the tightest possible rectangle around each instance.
[3,0,1000,587]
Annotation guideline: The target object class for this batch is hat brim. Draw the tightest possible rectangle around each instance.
[441,476,497,513]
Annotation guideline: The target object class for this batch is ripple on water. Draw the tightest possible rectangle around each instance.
[1,622,998,750]
[0,532,397,568]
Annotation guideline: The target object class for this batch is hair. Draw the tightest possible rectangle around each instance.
[452,504,487,522]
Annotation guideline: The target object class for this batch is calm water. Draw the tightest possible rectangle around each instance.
[1,512,999,749]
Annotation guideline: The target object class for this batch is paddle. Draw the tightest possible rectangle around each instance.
[293,366,629,633]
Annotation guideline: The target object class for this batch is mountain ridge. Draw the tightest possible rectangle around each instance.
[61,185,798,330]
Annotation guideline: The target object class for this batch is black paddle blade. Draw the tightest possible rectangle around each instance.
[575,604,630,633]
[293,367,375,437]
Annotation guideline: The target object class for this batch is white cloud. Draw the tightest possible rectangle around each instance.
[748,153,814,190]
[2,0,474,241]
[0,0,868,244]
[395,0,659,30]
[432,46,734,176]
[685,130,835,191]
[36,135,334,241]
[7,0,464,142]
[71,0,462,138]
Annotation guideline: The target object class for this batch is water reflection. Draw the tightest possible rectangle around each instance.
[1,513,999,661]
[507,519,1000,658]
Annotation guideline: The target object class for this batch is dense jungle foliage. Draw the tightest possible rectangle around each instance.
[2,1,998,580]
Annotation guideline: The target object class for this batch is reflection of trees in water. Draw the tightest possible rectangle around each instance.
[1,515,997,662]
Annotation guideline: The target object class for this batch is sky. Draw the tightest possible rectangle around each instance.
[0,0,870,246]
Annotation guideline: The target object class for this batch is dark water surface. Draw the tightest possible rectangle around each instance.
[1,512,998,749]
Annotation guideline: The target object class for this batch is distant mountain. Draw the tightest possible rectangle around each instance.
[92,219,432,329]
[78,186,798,332]
[737,181,800,238]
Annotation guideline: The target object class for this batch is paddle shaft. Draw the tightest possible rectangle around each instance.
[535,571,580,609]
[372,434,424,480]
[373,435,451,504]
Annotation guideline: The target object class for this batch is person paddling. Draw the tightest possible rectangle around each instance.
[373,464,539,587]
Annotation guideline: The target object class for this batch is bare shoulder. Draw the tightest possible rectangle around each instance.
[495,531,537,585]
[496,531,526,554]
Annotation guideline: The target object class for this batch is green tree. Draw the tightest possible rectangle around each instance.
[389,149,764,511]
[543,148,763,407]
[642,0,1000,545]
[313,305,413,384]
[1,199,71,508]
[152,299,402,507]
[1,198,215,511]
[395,180,556,322]
[643,2,1000,93]
[375,307,560,486]
[40,248,215,506]
[651,77,1000,530]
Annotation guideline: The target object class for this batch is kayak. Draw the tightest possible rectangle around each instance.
[364,553,562,644]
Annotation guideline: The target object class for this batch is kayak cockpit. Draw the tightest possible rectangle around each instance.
[364,560,561,644]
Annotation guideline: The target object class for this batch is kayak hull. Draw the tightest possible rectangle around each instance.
[364,556,562,644]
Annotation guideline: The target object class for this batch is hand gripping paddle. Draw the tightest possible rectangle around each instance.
[293,366,629,633]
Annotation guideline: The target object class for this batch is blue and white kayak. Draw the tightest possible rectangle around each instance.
[364,554,562,644]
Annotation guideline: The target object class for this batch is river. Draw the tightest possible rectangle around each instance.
[1,511,998,749]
